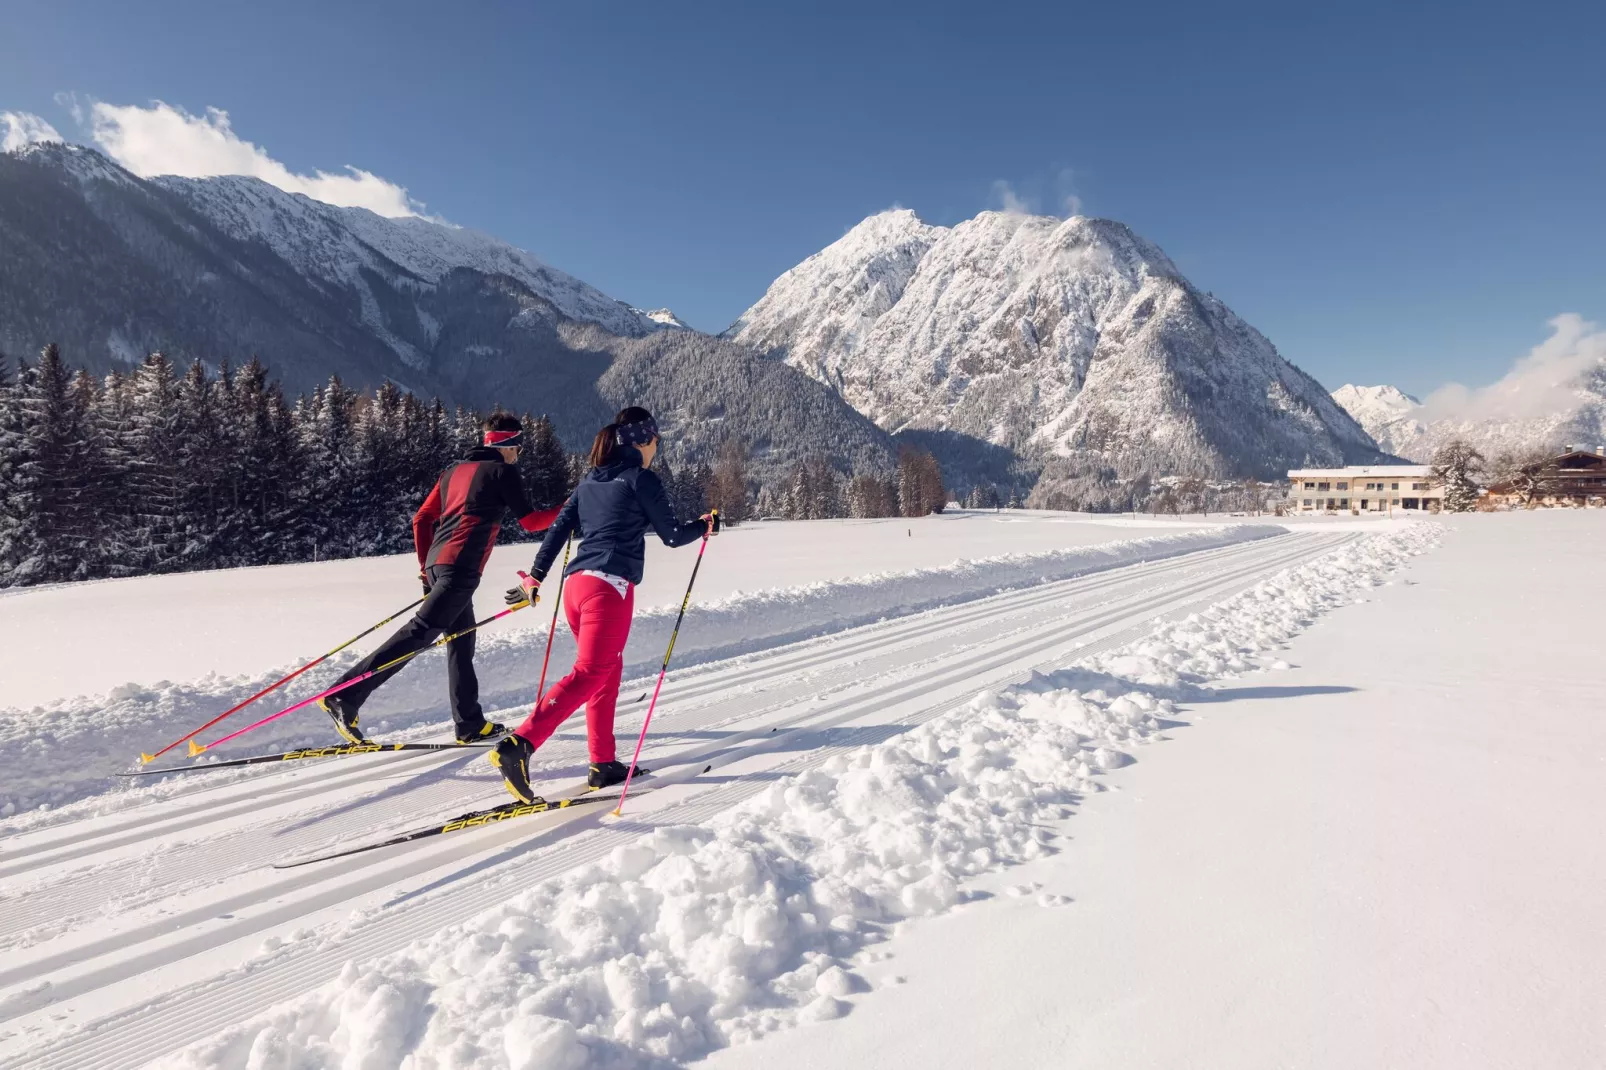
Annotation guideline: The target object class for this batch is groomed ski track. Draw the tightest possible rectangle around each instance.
[0,530,1351,1069]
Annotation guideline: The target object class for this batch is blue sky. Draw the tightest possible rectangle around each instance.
[3,0,1602,397]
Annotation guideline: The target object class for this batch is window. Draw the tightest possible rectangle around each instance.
[1340,498,1350,507]
[1304,481,1315,489]
[1302,499,1313,507]
[1337,482,1349,490]
[1317,481,1331,491]
[1411,482,1423,490]
[1391,482,1399,490]
[1403,498,1420,509]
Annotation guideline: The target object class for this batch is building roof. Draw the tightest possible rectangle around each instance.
[1287,465,1433,478]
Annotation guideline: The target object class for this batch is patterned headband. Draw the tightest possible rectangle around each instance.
[615,417,658,448]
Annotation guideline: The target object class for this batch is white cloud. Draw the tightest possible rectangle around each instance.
[990,179,1037,215]
[1,111,63,152]
[1423,314,1606,422]
[1055,167,1084,217]
[87,100,422,217]
[991,170,1085,218]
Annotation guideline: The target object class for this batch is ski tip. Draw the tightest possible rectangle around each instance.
[187,739,205,757]
[139,752,155,764]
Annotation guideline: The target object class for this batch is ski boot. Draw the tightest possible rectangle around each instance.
[588,760,647,790]
[319,694,364,744]
[489,734,538,803]
[455,720,508,745]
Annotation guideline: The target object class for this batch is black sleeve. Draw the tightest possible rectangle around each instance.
[499,463,537,517]
[529,494,580,580]
[636,469,706,548]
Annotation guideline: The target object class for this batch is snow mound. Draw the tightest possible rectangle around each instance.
[0,526,1277,821]
[157,524,1439,1070]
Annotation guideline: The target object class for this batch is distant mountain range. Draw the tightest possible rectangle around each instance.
[0,143,893,481]
[1332,365,1606,462]
[5,143,1450,501]
[728,209,1390,491]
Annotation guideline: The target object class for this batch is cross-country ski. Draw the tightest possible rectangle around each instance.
[4,14,1603,1070]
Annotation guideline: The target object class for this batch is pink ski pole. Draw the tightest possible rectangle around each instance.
[614,511,715,815]
[193,600,533,755]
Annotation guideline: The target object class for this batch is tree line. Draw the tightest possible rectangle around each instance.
[0,346,952,587]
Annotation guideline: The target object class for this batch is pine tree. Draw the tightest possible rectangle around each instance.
[125,353,188,572]
[0,352,28,584]
[4,346,102,582]
[524,414,570,507]
[1431,439,1485,512]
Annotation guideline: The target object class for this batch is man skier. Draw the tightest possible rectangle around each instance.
[320,413,562,744]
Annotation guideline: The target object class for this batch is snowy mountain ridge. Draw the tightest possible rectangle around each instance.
[152,170,670,345]
[730,208,1384,482]
[1332,368,1606,462]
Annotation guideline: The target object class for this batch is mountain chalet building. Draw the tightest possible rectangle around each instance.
[1487,446,1606,508]
[1285,465,1443,514]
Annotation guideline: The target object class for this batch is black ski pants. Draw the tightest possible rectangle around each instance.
[335,564,484,730]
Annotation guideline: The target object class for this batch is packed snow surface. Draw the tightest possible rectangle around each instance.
[0,515,1271,816]
[704,510,1606,1070]
[0,511,1207,710]
[152,525,1439,1069]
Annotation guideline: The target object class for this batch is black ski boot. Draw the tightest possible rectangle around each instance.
[489,735,538,803]
[318,695,364,744]
[588,760,647,790]
[456,720,508,745]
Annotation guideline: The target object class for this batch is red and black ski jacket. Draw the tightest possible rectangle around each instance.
[414,448,561,576]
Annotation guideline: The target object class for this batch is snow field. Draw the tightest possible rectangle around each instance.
[156,524,1439,1070]
[0,522,1273,820]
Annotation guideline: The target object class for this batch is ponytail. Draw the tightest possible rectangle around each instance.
[589,424,619,468]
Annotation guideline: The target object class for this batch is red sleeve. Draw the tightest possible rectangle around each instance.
[518,503,564,534]
[413,483,442,569]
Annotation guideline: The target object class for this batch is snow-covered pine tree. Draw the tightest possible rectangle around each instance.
[1431,439,1485,512]
[0,351,28,585]
[3,346,104,583]
[523,414,570,508]
[123,353,188,572]
[173,360,229,567]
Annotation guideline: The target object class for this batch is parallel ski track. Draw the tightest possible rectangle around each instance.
[0,532,1349,1070]
[0,533,1282,894]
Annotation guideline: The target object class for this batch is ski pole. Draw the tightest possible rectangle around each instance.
[139,597,424,764]
[615,510,715,816]
[532,537,573,704]
[192,600,533,755]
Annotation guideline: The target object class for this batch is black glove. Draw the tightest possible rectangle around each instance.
[702,510,721,535]
[419,571,432,596]
[504,569,544,607]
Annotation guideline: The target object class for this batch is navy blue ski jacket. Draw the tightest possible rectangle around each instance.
[529,446,705,586]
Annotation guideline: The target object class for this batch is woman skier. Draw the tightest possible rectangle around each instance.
[320,413,562,745]
[489,406,717,800]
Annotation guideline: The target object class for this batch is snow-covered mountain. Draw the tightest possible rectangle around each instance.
[1333,369,1606,462]
[0,142,888,477]
[152,171,668,345]
[729,209,1385,481]
[1329,384,1426,456]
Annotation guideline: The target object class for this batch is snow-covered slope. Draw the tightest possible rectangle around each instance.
[154,172,664,345]
[1334,369,1606,461]
[729,209,1384,479]
[1330,384,1426,456]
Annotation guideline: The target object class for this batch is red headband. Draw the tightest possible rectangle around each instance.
[484,429,523,447]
